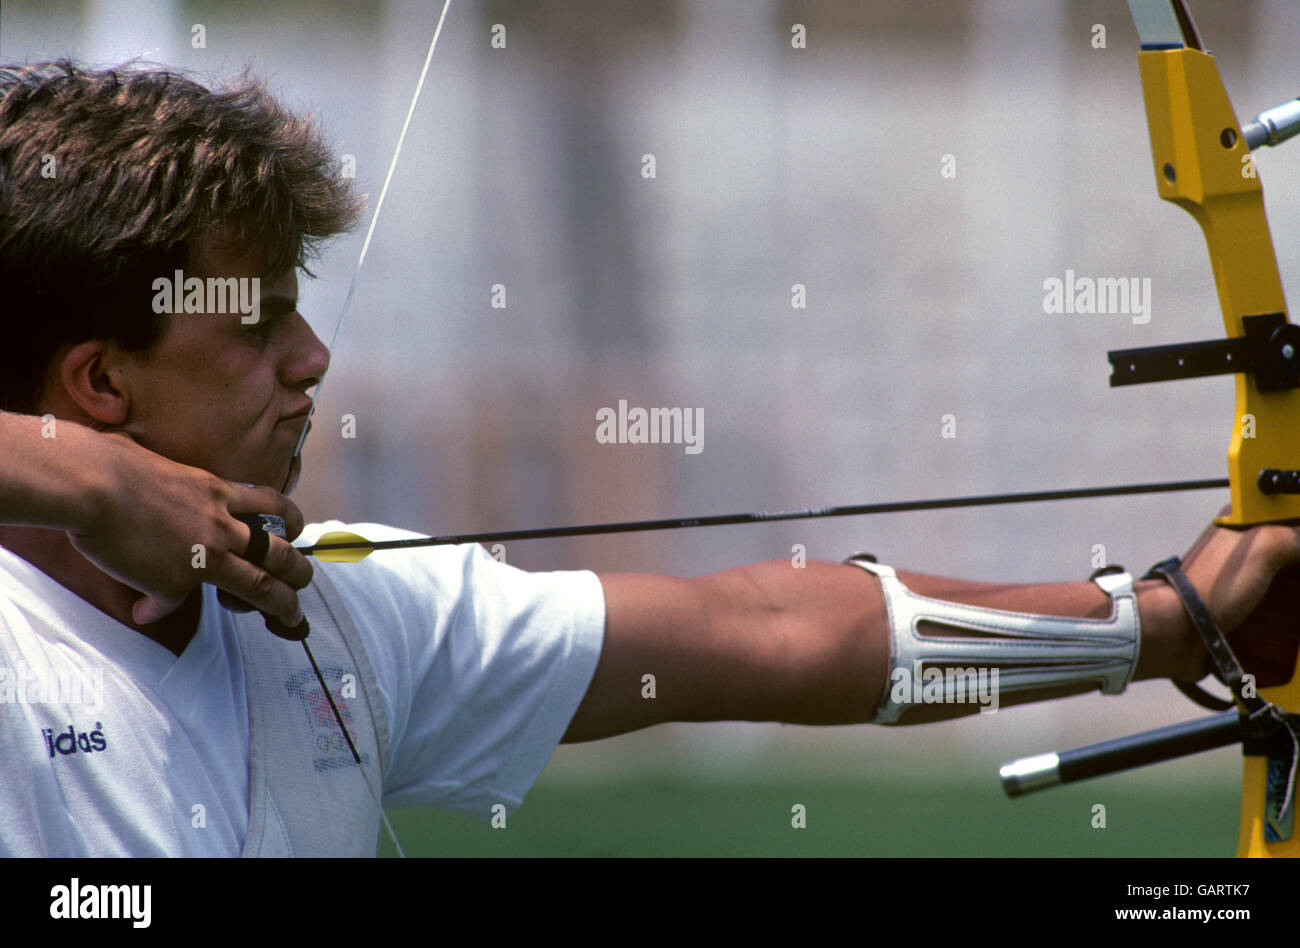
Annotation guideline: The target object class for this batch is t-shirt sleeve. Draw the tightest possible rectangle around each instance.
[299,522,606,820]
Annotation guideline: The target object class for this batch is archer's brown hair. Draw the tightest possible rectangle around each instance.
[0,60,363,411]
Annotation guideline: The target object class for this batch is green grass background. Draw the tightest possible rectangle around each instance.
[376,774,1238,857]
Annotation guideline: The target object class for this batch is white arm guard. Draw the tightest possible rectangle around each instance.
[845,555,1141,724]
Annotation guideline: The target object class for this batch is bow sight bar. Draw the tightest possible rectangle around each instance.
[1000,0,1300,857]
[1106,2,1300,526]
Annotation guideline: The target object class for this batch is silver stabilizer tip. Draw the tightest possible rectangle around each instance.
[999,752,1061,797]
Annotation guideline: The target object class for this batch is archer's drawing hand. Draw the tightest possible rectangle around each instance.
[65,429,312,626]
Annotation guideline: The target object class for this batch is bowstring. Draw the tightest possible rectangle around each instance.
[288,0,455,858]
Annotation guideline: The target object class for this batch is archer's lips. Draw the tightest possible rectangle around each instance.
[280,397,314,421]
[279,414,313,437]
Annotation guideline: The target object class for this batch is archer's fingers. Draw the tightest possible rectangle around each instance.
[227,483,306,541]
[257,532,314,592]
[213,536,310,627]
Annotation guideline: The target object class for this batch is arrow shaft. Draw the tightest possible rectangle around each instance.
[301,477,1229,555]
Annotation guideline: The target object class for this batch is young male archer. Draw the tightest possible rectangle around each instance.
[1,60,1297,856]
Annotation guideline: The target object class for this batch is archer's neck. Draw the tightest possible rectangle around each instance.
[0,526,200,656]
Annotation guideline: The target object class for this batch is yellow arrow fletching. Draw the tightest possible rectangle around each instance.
[309,531,376,563]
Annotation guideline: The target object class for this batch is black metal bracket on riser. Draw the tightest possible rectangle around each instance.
[1108,312,1300,392]
[1259,469,1300,495]
[1108,311,1300,494]
[1242,710,1300,758]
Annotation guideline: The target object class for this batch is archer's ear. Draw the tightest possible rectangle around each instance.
[53,341,130,426]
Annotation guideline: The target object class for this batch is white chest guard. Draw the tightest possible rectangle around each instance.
[233,567,391,857]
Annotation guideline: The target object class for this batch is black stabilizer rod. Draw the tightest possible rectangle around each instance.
[999,710,1241,797]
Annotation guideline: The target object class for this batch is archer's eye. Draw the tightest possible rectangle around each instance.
[241,316,276,343]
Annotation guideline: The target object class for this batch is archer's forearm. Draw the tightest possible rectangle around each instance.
[0,412,102,533]
[706,560,1198,726]
[578,560,1198,740]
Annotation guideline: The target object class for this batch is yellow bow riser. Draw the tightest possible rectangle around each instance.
[1135,45,1298,857]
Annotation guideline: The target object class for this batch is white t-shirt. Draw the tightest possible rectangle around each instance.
[0,522,606,856]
